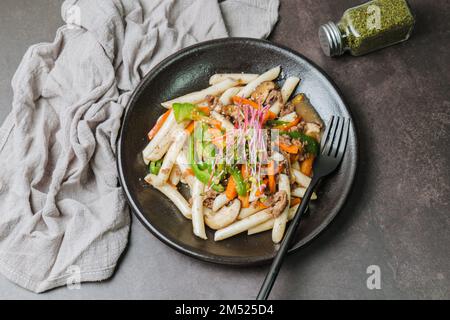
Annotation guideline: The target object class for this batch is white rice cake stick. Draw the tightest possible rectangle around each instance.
[281,76,300,103]
[144,174,191,219]
[269,100,283,115]
[152,130,189,186]
[142,111,185,163]
[238,203,264,220]
[169,164,181,186]
[272,174,290,243]
[214,208,273,241]
[210,111,235,132]
[291,187,317,200]
[209,73,259,85]
[212,193,230,212]
[237,66,281,98]
[192,179,207,239]
[292,168,312,188]
[219,87,242,105]
[248,204,300,235]
[161,78,239,108]
[176,148,195,189]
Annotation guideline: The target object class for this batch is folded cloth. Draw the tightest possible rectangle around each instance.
[0,0,279,293]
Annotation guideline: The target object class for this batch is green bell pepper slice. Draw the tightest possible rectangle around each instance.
[173,103,196,123]
[228,166,247,196]
[172,102,209,123]
[149,159,162,175]
[188,134,224,192]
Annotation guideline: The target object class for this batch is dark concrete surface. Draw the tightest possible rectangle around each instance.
[0,0,448,299]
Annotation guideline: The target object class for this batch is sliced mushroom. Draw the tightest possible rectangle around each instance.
[205,199,241,230]
[250,81,276,103]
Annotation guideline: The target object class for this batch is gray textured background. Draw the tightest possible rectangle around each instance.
[0,0,448,299]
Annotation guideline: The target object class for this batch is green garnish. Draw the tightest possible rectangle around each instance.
[228,166,247,196]
[149,159,163,175]
[188,134,224,192]
[266,120,289,127]
[172,103,207,123]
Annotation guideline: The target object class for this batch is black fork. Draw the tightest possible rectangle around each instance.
[257,116,351,300]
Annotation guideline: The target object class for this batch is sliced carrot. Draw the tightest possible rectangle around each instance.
[184,121,195,134]
[147,109,171,140]
[225,177,238,200]
[273,116,301,130]
[279,142,299,154]
[262,110,277,124]
[267,160,276,194]
[290,197,301,207]
[241,164,249,178]
[256,200,269,209]
[197,106,211,115]
[267,111,277,120]
[232,96,260,109]
[232,96,277,124]
[207,118,222,130]
[300,156,314,177]
[239,194,250,208]
[290,153,299,162]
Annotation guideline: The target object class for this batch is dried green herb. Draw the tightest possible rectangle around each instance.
[338,0,415,55]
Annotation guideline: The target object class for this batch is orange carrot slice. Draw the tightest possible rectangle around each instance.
[279,142,299,154]
[239,194,250,208]
[184,121,195,134]
[300,156,314,177]
[225,176,238,200]
[147,109,171,140]
[290,197,301,207]
[267,160,276,193]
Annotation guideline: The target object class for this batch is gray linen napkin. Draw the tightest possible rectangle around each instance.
[0,0,279,293]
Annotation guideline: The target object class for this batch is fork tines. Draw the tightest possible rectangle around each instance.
[321,116,350,160]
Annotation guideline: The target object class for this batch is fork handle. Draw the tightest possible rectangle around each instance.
[256,177,320,300]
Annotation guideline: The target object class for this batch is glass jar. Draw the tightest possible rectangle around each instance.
[319,0,415,57]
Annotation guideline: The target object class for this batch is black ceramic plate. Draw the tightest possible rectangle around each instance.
[117,38,357,265]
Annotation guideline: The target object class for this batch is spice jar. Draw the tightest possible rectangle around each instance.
[319,0,415,57]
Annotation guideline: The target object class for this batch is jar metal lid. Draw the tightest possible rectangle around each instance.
[318,22,344,57]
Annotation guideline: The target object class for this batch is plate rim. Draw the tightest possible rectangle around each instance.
[116,37,359,266]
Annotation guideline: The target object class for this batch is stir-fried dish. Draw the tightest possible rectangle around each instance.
[142,66,324,243]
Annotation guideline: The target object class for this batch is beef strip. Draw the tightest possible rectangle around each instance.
[279,101,295,117]
[205,95,219,108]
[261,190,288,218]
[265,89,283,108]
[279,134,293,146]
[203,189,219,209]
